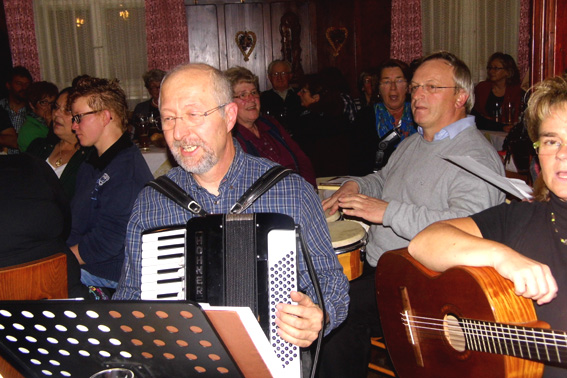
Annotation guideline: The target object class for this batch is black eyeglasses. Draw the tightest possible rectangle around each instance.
[71,110,102,124]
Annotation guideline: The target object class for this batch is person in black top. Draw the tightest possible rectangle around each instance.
[409,74,567,378]
[0,153,88,298]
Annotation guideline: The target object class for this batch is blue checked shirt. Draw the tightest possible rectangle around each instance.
[114,142,350,334]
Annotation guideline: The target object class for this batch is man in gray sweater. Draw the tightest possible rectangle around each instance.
[318,51,505,378]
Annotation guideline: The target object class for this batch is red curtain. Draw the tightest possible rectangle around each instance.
[518,0,531,81]
[3,0,41,80]
[390,0,422,64]
[144,0,189,71]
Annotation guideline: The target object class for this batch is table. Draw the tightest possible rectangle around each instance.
[481,130,507,151]
[141,147,175,177]
[480,130,519,173]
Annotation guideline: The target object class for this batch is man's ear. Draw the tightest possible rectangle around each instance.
[455,90,469,109]
[224,102,239,133]
[312,94,320,103]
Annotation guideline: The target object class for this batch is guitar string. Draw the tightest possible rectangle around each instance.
[403,314,567,352]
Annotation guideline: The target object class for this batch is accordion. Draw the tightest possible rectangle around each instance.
[140,213,300,374]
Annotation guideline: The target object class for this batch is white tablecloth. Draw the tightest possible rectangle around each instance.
[141,147,175,177]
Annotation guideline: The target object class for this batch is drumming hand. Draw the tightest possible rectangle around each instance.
[338,194,388,224]
[322,181,360,215]
[275,291,324,348]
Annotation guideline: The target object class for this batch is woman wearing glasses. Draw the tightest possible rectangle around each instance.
[350,59,416,175]
[224,66,316,186]
[17,81,58,152]
[473,52,525,132]
[409,74,567,378]
[27,88,94,200]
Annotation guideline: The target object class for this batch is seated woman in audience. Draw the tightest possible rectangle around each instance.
[27,88,94,200]
[224,66,316,186]
[354,70,378,110]
[0,153,88,298]
[408,74,567,378]
[17,81,58,152]
[473,52,525,132]
[295,73,350,177]
[131,69,167,137]
[350,59,416,175]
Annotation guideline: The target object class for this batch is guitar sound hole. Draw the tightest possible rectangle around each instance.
[444,314,466,352]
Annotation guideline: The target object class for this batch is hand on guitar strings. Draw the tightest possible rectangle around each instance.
[275,291,324,347]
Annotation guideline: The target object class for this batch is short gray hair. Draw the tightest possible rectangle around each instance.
[161,63,233,118]
[417,51,475,113]
[267,60,292,75]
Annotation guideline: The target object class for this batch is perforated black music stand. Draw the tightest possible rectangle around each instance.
[0,300,250,378]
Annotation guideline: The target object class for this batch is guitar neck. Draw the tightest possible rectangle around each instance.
[460,318,567,367]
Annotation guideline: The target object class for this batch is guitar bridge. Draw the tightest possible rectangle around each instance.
[400,286,424,367]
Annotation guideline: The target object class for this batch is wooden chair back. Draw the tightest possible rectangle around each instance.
[0,253,68,300]
[0,253,68,377]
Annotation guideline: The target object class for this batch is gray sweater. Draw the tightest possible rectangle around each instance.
[351,120,505,266]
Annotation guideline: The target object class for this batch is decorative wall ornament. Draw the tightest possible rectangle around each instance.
[235,30,257,62]
[280,12,304,79]
[326,27,348,57]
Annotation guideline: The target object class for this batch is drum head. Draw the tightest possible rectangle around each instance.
[325,208,340,223]
[328,221,366,249]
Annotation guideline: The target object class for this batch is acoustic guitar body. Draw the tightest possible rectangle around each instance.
[375,248,544,378]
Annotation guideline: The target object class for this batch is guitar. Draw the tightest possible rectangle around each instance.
[375,248,567,378]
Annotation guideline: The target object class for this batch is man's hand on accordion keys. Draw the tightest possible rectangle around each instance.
[275,291,324,348]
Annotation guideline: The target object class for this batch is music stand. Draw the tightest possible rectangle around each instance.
[0,300,253,377]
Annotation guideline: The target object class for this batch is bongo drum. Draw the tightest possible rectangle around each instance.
[325,208,341,223]
[328,220,367,280]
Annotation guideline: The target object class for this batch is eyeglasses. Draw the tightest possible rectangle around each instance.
[533,139,567,155]
[409,84,460,95]
[161,103,228,131]
[379,79,407,87]
[71,110,102,124]
[37,99,56,107]
[486,66,505,71]
[233,90,260,101]
[52,103,71,114]
[270,72,290,78]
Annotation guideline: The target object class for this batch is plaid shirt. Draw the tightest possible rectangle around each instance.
[114,142,349,334]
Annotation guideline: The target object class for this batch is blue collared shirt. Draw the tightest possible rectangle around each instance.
[417,115,476,141]
[114,142,350,335]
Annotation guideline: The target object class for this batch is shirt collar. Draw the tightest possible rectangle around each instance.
[417,115,475,141]
[86,132,132,170]
[274,88,292,100]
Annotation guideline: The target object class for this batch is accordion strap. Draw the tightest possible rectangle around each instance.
[230,166,292,214]
[146,175,208,216]
[146,165,292,216]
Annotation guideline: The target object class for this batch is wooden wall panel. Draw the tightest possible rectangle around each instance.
[531,0,567,85]
[187,5,221,68]
[314,0,391,96]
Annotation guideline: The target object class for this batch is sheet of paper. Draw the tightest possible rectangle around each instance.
[200,304,286,378]
[442,155,533,200]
